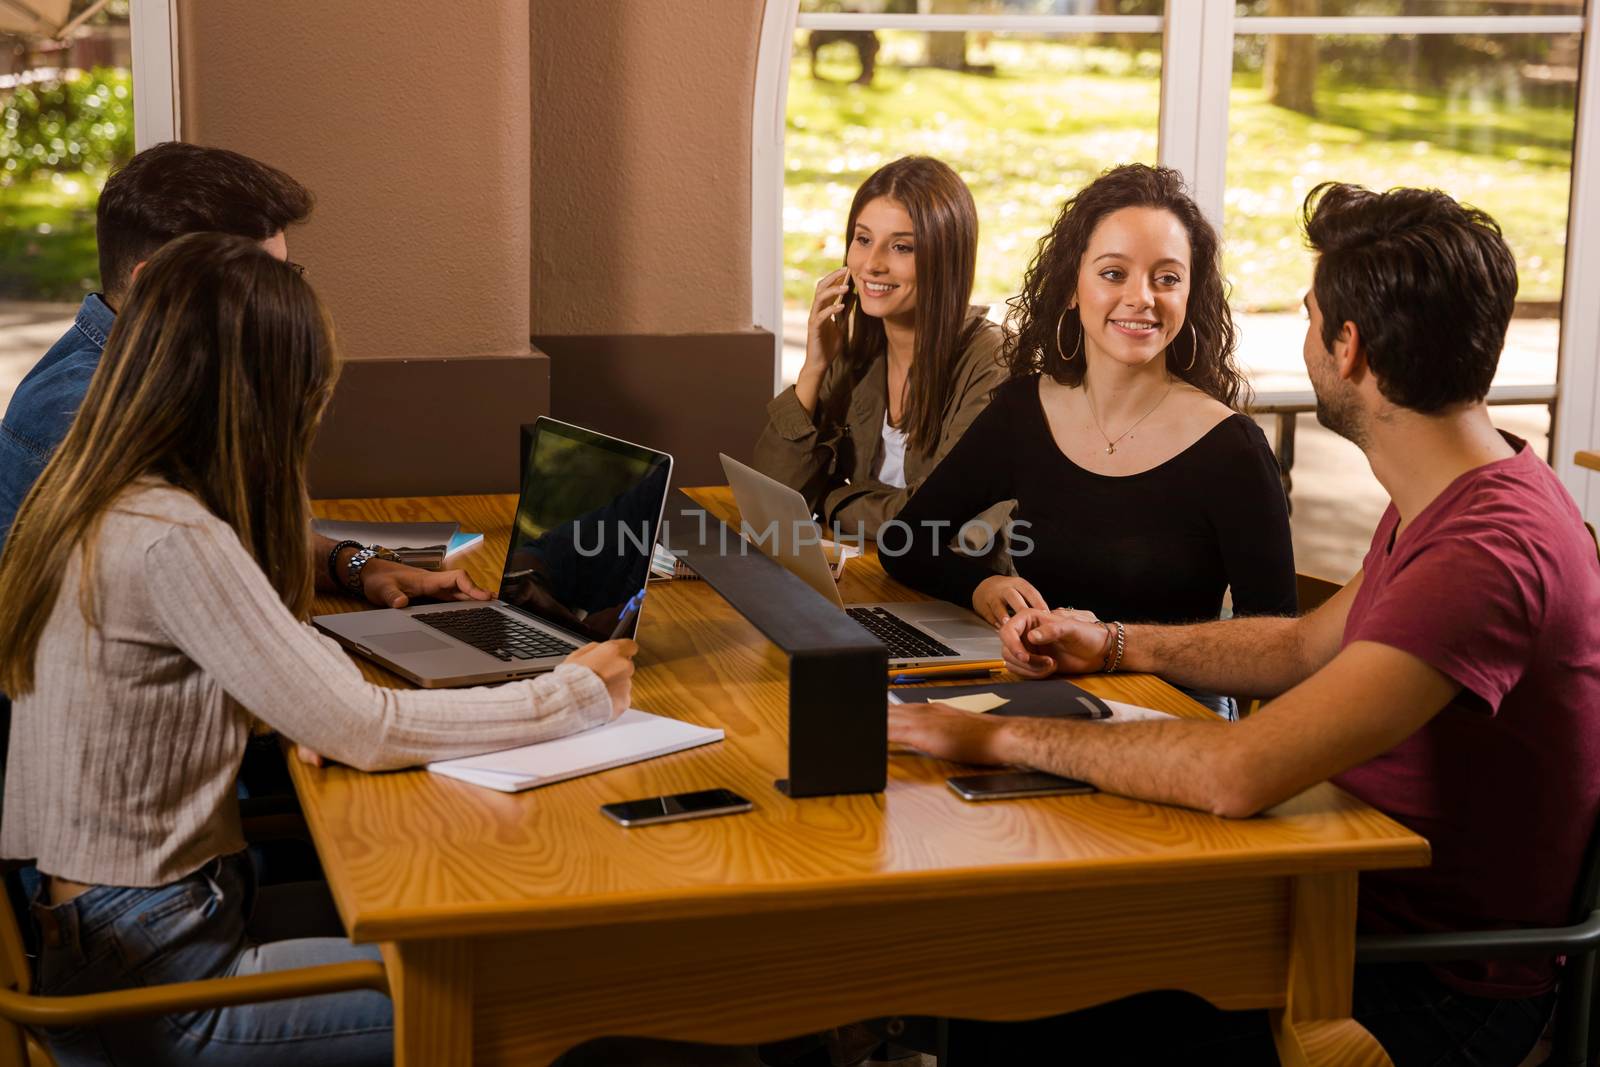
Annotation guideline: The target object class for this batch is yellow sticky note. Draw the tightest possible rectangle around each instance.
[933,693,1009,714]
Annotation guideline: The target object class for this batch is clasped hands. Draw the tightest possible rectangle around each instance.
[970,575,1111,676]
[998,607,1113,678]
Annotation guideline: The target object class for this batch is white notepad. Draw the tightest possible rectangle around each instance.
[426,709,724,793]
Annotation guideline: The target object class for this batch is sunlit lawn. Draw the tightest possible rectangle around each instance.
[786,35,1574,311]
[0,38,1574,311]
[0,171,100,301]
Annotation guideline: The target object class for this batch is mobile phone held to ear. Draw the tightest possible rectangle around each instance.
[946,771,1096,801]
[601,788,754,827]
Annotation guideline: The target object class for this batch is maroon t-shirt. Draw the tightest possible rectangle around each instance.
[1332,438,1600,997]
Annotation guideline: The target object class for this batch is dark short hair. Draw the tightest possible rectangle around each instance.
[1302,182,1518,414]
[96,141,313,299]
[1006,164,1247,411]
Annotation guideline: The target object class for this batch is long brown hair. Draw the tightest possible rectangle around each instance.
[839,155,980,454]
[1005,164,1248,410]
[0,232,339,695]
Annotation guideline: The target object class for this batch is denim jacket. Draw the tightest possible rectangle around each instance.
[0,294,114,550]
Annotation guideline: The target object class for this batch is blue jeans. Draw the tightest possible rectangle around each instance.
[1171,682,1239,720]
[30,852,391,1067]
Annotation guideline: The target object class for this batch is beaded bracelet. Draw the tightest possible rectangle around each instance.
[1101,620,1126,674]
[326,539,362,588]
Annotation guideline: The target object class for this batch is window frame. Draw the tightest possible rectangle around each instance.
[753,0,1600,517]
[129,0,180,148]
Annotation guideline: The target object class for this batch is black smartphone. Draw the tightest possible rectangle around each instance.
[600,788,753,827]
[946,771,1096,801]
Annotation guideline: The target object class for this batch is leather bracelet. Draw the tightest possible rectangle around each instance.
[1101,620,1126,674]
[326,539,361,588]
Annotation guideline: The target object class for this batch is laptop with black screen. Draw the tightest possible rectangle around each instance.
[313,419,672,688]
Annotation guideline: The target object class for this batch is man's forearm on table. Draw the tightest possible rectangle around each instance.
[992,715,1251,817]
[1119,615,1316,699]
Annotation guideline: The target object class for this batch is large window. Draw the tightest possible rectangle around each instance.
[765,0,1596,576]
[1226,18,1578,386]
[0,0,133,302]
[787,5,1163,314]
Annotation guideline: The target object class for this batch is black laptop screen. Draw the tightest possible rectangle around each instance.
[498,420,672,644]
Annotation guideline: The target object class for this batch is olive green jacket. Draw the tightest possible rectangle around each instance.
[753,316,1008,540]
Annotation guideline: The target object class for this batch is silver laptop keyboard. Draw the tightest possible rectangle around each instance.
[844,606,958,660]
[416,608,579,661]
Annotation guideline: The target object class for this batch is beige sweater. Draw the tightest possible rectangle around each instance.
[1,481,613,887]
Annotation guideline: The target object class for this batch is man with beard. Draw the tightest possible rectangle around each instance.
[888,182,1600,1067]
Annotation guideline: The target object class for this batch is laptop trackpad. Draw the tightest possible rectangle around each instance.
[367,631,454,653]
[919,617,997,642]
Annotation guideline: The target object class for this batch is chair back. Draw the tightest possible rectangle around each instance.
[0,866,39,1066]
[1295,572,1341,615]
[1553,797,1600,1066]
[1234,573,1344,717]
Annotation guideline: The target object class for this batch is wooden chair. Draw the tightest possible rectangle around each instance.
[1295,571,1342,615]
[0,859,388,1067]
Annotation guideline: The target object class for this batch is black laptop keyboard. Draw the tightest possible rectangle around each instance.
[844,606,958,660]
[416,608,579,662]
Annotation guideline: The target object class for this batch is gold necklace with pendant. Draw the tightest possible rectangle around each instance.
[1084,382,1174,456]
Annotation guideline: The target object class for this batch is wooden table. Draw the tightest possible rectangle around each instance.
[299,488,1428,1067]
[1576,451,1600,473]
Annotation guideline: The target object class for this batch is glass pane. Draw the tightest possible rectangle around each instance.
[1236,1,1584,17]
[801,1,1164,15]
[785,27,1162,370]
[1228,31,1576,576]
[0,0,133,304]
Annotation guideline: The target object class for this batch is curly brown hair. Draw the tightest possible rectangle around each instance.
[1004,164,1248,410]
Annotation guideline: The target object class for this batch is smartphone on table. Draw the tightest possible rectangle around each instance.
[601,788,753,827]
[946,771,1096,802]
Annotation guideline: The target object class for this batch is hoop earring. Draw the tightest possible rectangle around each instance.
[1182,322,1198,372]
[1055,306,1082,363]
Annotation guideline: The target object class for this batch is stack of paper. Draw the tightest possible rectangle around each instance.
[819,537,861,581]
[650,544,699,581]
[426,709,723,793]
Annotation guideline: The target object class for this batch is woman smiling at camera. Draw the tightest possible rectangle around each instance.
[883,164,1295,716]
[754,155,1007,541]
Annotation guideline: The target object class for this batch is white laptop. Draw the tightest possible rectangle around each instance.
[719,453,1002,671]
[314,419,672,688]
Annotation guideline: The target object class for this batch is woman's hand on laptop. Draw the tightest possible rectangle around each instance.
[972,574,1048,627]
[362,560,492,610]
[1000,608,1108,678]
[565,640,639,719]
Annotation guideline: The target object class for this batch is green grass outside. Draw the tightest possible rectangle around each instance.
[0,37,1575,310]
[0,170,100,301]
[786,34,1575,312]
